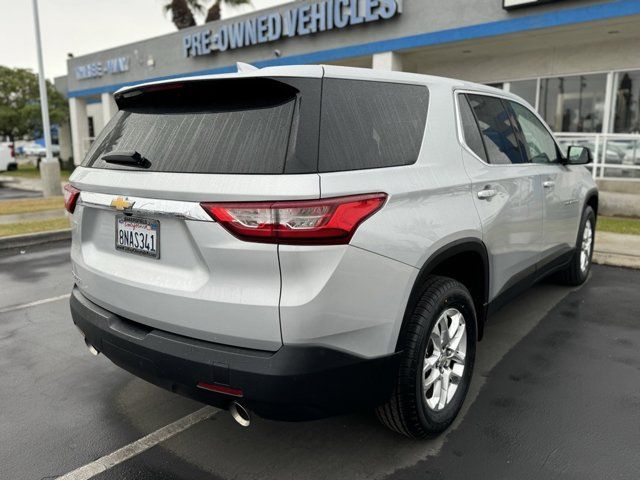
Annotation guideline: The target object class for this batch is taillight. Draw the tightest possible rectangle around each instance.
[63,184,80,213]
[201,193,387,245]
[9,144,14,158]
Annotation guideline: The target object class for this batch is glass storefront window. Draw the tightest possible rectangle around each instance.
[509,79,537,108]
[538,74,607,133]
[613,71,640,134]
[490,70,640,179]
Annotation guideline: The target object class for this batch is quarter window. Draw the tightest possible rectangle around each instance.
[458,94,487,162]
[510,102,559,164]
[467,94,526,165]
[319,79,428,172]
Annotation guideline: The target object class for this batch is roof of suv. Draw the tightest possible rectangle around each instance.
[115,64,518,103]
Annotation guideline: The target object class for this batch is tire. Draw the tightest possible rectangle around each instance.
[376,276,477,438]
[555,206,595,286]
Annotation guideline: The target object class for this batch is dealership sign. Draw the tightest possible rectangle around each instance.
[75,56,130,80]
[183,0,402,58]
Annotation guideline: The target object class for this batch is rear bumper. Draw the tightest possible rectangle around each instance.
[70,287,400,421]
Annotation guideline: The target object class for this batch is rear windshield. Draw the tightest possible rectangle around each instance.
[319,79,429,172]
[83,77,320,174]
[83,76,428,175]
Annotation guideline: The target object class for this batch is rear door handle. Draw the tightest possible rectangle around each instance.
[543,180,555,189]
[477,189,497,199]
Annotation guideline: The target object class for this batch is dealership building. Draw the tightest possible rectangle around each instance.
[60,0,640,179]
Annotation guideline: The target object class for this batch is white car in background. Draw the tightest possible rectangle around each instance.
[23,143,61,158]
[0,142,17,172]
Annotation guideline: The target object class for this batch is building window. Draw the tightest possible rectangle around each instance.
[87,116,95,138]
[613,71,640,134]
[538,74,607,133]
[509,79,537,108]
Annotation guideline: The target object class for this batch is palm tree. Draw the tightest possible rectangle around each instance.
[164,0,204,30]
[205,0,251,23]
[164,0,252,30]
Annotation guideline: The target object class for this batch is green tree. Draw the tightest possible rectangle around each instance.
[205,0,251,23]
[0,66,68,145]
[164,0,202,29]
[164,0,252,30]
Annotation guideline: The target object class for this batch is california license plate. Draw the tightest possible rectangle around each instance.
[115,215,160,259]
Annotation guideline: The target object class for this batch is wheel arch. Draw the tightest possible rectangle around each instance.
[396,238,490,350]
[584,188,599,220]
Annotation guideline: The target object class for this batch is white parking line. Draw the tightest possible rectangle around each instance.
[57,406,218,480]
[0,293,71,314]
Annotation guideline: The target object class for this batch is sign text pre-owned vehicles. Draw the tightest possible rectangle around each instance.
[182,0,402,57]
[66,65,597,437]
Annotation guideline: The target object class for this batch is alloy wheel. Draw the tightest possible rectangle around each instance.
[580,219,594,274]
[422,308,467,411]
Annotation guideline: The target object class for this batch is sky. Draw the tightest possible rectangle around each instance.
[0,0,288,80]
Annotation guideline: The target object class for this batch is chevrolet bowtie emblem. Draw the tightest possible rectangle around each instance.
[110,197,134,211]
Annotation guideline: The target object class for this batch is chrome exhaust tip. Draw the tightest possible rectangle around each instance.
[84,338,100,356]
[229,401,251,427]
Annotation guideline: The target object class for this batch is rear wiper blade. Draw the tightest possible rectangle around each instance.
[102,151,150,168]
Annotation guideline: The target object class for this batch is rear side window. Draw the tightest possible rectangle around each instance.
[84,77,321,174]
[466,94,526,165]
[319,79,428,172]
[458,94,487,162]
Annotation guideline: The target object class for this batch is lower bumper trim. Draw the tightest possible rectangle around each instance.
[70,286,400,421]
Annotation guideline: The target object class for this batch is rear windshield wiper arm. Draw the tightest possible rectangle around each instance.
[102,151,150,168]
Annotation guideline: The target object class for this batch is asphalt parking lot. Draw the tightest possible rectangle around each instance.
[1,243,639,480]
[0,184,41,200]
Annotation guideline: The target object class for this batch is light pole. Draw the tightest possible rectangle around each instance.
[32,0,62,197]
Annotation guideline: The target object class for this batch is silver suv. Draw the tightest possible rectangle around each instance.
[67,65,598,438]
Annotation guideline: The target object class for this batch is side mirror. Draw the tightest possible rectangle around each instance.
[566,145,592,165]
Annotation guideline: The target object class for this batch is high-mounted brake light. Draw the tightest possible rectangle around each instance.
[201,193,387,245]
[64,184,80,214]
[144,82,184,92]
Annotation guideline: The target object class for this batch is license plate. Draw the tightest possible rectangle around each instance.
[115,215,160,259]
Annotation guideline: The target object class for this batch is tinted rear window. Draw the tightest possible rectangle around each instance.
[83,77,428,175]
[84,77,320,174]
[318,79,428,172]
